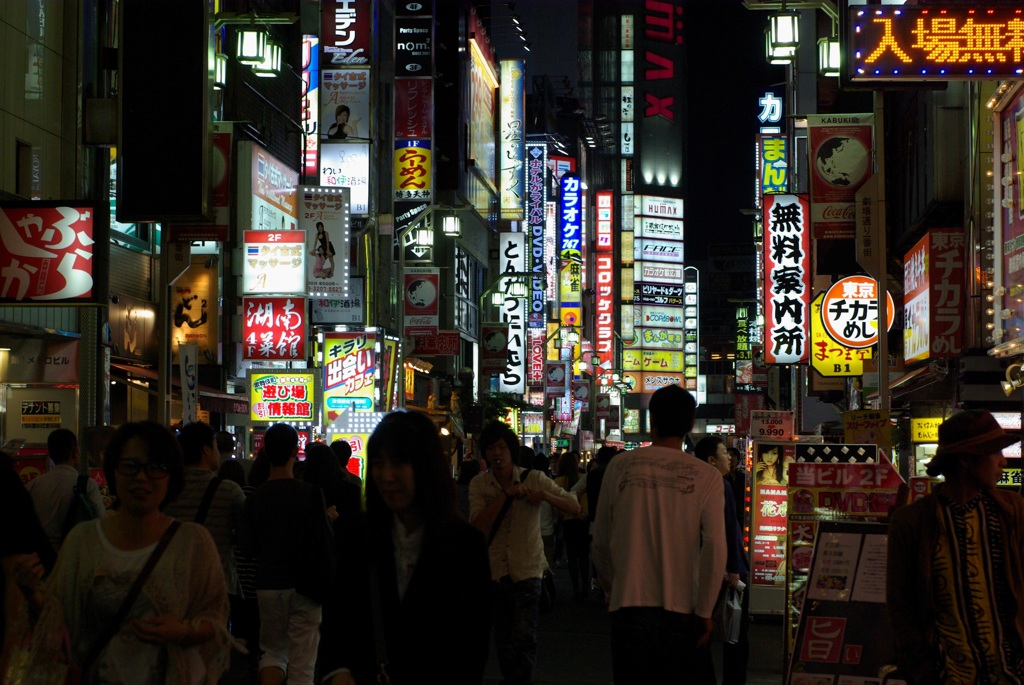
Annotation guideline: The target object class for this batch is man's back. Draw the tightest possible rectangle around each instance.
[164,466,246,593]
[592,445,726,617]
[26,464,105,551]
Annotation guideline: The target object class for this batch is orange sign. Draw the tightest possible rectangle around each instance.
[821,276,895,349]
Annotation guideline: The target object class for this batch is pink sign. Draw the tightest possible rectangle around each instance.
[394,78,433,139]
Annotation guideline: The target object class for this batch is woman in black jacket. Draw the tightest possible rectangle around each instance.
[319,411,491,684]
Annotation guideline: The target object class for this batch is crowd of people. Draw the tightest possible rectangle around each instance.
[4,392,1022,684]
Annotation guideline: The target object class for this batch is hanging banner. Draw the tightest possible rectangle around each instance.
[170,256,219,364]
[242,296,307,361]
[323,332,377,419]
[321,0,373,66]
[300,186,352,303]
[807,114,873,241]
[903,228,965,363]
[403,267,439,336]
[751,441,796,590]
[0,205,94,302]
[319,142,371,215]
[179,343,198,426]
[763,194,811,364]
[394,139,432,201]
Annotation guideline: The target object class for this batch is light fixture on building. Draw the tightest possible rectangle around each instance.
[442,214,461,238]
[252,40,282,77]
[770,11,800,52]
[1002,362,1024,396]
[415,225,434,247]
[235,27,267,65]
[818,36,840,77]
[213,52,228,90]
[765,29,796,65]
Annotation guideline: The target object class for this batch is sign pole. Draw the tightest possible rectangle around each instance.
[873,93,890,422]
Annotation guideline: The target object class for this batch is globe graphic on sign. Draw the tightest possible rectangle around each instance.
[406,279,436,308]
[815,136,869,187]
[483,330,507,352]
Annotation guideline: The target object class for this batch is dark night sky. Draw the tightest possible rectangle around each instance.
[503,0,784,259]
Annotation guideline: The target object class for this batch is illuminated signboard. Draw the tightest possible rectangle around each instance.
[559,175,583,327]
[595,247,616,373]
[635,0,685,193]
[821,275,896,350]
[904,229,966,363]
[243,230,306,295]
[403,267,440,336]
[250,371,314,423]
[301,36,319,181]
[320,142,371,214]
[323,332,377,420]
[394,78,432,139]
[763,194,811,364]
[468,26,498,203]
[0,205,94,302]
[320,69,370,141]
[242,296,307,361]
[759,134,788,195]
[321,0,372,66]
[848,6,1024,82]
[238,142,298,235]
[810,292,871,378]
[393,139,432,201]
[525,142,548,328]
[807,114,873,242]
[499,232,528,394]
[499,59,526,220]
[300,186,351,301]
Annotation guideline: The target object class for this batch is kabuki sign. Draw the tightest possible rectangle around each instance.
[763,194,811,364]
[822,275,896,349]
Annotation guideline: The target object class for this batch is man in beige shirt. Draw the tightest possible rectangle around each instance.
[470,422,579,685]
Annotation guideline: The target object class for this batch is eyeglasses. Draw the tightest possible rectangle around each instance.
[115,460,171,479]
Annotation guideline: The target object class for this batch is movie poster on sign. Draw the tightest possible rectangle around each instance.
[807,114,874,240]
[404,267,439,336]
[300,187,351,300]
[0,205,94,302]
[242,296,307,361]
[320,69,370,141]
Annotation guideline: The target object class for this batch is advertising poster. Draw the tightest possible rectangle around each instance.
[242,230,306,295]
[394,78,432,139]
[394,139,432,201]
[786,522,902,685]
[403,267,439,336]
[320,69,370,140]
[807,113,874,241]
[319,142,371,215]
[323,332,377,419]
[249,371,315,423]
[785,462,903,674]
[751,442,796,589]
[0,205,94,302]
[238,142,298,234]
[242,296,307,361]
[300,186,351,302]
[170,256,219,364]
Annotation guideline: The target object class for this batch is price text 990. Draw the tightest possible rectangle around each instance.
[758,428,785,437]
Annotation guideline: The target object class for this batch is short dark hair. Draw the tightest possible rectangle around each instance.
[648,385,696,439]
[217,459,246,488]
[103,421,185,508]
[595,445,618,467]
[303,442,343,488]
[478,422,519,463]
[177,422,215,466]
[365,410,456,523]
[264,423,299,467]
[249,449,270,488]
[216,431,235,454]
[47,428,78,464]
[330,439,352,463]
[694,435,725,460]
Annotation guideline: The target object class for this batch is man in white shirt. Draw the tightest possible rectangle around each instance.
[470,422,579,685]
[592,385,727,685]
[26,427,107,552]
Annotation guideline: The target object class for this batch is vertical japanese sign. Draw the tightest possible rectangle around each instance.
[394,78,433,139]
[468,18,498,205]
[499,59,526,220]
[321,0,372,66]
[179,343,198,426]
[0,205,94,301]
[759,134,788,195]
[525,142,548,328]
[323,332,377,419]
[249,372,315,423]
[559,175,583,327]
[807,114,874,241]
[403,267,439,336]
[242,296,307,361]
[393,139,432,201]
[300,186,351,305]
[903,228,965,363]
[998,86,1024,335]
[595,190,615,373]
[301,36,319,180]
[763,194,811,364]
[499,231,528,394]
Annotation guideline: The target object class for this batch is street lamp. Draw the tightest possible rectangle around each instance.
[817,36,840,77]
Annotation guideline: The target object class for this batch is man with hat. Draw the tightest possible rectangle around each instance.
[887,409,1024,684]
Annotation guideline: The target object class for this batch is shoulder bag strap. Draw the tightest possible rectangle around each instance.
[487,468,530,546]
[194,477,222,525]
[80,520,183,672]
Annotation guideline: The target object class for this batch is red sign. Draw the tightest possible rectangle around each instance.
[242,296,307,361]
[412,330,460,356]
[733,392,767,434]
[394,78,433,139]
[763,194,811,364]
[595,252,615,374]
[321,0,373,67]
[821,276,895,350]
[0,205,94,301]
[527,328,545,387]
[481,324,509,372]
[807,114,874,240]
[403,267,439,336]
[903,229,965,363]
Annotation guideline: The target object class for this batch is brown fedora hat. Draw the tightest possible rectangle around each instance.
[927,410,1019,476]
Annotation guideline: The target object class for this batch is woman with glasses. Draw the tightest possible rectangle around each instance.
[45,421,232,684]
[319,410,491,684]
